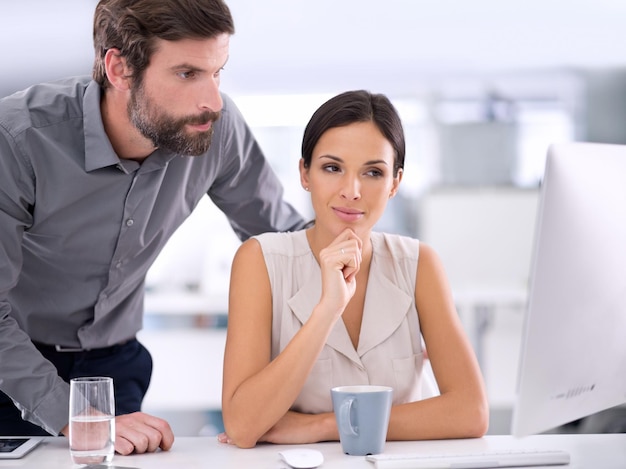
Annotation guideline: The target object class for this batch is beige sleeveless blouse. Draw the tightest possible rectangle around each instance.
[254,230,426,414]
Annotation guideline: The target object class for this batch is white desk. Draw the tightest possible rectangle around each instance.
[2,434,624,468]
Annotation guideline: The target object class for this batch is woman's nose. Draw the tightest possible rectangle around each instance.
[340,176,361,200]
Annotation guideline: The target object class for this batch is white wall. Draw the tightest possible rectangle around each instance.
[3,1,626,97]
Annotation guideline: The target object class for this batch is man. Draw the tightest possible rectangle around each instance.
[0,0,305,455]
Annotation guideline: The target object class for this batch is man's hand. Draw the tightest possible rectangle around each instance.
[113,412,174,455]
[61,411,174,455]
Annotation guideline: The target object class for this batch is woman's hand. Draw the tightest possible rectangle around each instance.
[259,411,336,445]
[317,229,363,317]
[218,411,336,446]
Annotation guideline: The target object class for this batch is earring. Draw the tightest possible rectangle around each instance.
[304,187,310,191]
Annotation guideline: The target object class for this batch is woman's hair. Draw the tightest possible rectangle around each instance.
[92,0,235,88]
[301,90,405,177]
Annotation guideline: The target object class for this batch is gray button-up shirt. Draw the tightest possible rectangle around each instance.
[0,77,305,434]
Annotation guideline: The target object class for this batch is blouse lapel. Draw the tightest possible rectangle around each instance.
[356,257,413,357]
[285,232,414,365]
[287,263,363,367]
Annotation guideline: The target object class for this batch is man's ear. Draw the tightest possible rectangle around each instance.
[104,48,132,91]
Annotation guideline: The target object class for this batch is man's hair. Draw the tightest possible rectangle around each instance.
[92,0,235,88]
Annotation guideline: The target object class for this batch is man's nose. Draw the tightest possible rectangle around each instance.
[201,79,223,112]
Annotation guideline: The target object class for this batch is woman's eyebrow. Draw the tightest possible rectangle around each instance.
[318,155,389,166]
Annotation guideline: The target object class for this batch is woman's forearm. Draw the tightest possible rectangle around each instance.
[386,390,489,441]
[223,304,339,447]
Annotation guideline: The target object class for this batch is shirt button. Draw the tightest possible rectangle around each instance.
[126,219,134,227]
[116,261,123,269]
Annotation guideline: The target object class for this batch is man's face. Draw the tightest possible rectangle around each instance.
[127,34,230,156]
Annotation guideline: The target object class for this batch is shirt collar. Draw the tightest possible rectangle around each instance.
[83,80,121,172]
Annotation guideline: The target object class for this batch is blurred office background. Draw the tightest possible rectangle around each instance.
[2,0,626,436]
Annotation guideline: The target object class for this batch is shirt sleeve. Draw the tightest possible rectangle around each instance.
[207,94,308,240]
[0,123,70,435]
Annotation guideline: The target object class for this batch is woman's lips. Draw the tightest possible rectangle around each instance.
[333,207,364,222]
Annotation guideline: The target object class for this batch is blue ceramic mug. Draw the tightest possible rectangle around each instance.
[331,385,393,456]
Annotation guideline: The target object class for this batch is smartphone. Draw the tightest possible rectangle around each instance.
[0,437,44,459]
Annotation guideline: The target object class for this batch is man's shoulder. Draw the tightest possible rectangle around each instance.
[206,91,255,159]
[216,91,239,120]
[0,76,93,135]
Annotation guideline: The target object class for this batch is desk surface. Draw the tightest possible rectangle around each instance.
[1,434,624,468]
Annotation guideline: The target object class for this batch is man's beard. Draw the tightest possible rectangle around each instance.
[128,81,221,156]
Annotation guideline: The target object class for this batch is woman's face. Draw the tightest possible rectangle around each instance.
[300,120,402,238]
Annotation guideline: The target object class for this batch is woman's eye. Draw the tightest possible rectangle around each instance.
[323,164,340,173]
[366,168,383,177]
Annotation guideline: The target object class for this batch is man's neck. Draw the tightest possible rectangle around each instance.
[100,89,155,162]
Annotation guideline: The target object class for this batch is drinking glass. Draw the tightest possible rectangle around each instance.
[69,377,115,466]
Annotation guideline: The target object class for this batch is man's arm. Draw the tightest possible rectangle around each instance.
[207,94,308,240]
[0,125,70,435]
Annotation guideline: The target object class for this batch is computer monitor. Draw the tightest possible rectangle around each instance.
[511,141,626,437]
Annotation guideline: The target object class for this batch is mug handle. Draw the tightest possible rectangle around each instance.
[339,398,359,436]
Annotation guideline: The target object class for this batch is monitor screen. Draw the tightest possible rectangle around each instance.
[511,141,626,437]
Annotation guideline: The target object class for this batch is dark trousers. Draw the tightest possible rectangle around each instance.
[0,338,152,436]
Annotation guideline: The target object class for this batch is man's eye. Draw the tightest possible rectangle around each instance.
[178,71,196,79]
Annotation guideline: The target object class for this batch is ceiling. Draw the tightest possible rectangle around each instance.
[1,0,626,98]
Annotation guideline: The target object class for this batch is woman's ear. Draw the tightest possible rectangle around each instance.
[104,48,132,91]
[299,158,310,192]
[389,168,403,198]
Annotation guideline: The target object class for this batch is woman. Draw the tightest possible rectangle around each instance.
[220,90,489,448]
